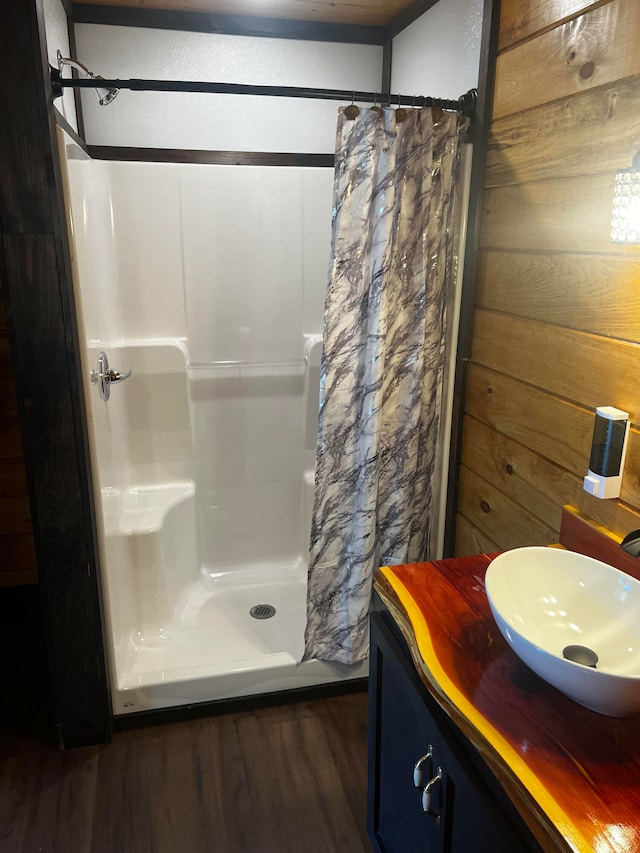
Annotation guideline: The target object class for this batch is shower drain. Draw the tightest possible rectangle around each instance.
[250,604,276,620]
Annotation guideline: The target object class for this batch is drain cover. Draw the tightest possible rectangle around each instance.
[563,644,598,668]
[250,604,276,620]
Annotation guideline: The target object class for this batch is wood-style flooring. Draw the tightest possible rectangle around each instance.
[0,587,371,853]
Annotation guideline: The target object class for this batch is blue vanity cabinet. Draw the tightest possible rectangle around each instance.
[367,607,542,853]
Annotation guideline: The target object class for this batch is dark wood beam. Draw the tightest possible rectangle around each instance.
[87,146,334,166]
[443,0,502,558]
[1,0,111,747]
[381,38,392,95]
[72,3,387,44]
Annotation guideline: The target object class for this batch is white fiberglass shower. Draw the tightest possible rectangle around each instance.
[50,0,483,716]
[59,140,367,713]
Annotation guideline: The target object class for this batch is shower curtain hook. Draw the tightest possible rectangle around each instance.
[372,91,383,115]
[344,90,360,120]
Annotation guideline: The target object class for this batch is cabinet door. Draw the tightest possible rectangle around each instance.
[368,611,447,853]
[368,610,538,853]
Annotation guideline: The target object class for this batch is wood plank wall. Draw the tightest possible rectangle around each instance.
[0,301,37,586]
[455,0,640,555]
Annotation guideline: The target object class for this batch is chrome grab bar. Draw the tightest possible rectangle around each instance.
[90,351,132,401]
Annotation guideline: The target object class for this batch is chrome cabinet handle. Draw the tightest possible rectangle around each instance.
[90,351,132,401]
[413,746,433,788]
[422,767,443,818]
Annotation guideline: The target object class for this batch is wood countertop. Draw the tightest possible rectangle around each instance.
[375,553,640,853]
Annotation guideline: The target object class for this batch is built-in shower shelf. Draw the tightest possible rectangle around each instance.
[188,360,306,380]
[102,481,195,536]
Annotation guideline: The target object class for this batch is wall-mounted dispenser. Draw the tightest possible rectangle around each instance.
[583,406,629,500]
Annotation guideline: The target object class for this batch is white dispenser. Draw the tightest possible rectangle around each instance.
[583,406,629,500]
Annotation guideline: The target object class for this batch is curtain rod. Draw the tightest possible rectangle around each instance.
[50,68,477,118]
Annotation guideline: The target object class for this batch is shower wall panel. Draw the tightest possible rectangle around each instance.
[180,165,332,572]
[391,0,483,98]
[73,24,382,152]
[107,164,186,342]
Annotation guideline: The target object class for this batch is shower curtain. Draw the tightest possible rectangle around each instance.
[303,105,468,665]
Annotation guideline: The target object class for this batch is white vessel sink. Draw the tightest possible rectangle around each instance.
[485,547,640,717]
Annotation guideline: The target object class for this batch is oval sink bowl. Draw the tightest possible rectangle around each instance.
[485,547,640,717]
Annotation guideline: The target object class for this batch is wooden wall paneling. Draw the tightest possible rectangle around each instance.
[0,11,51,235]
[462,415,568,530]
[0,0,111,745]
[0,533,38,579]
[0,378,19,418]
[0,457,29,495]
[475,250,640,341]
[0,419,27,459]
[480,174,640,254]
[0,496,34,535]
[454,512,500,557]
[0,335,12,374]
[0,569,38,587]
[498,0,609,51]
[486,76,640,187]
[494,0,640,119]
[457,0,640,554]
[461,413,640,534]
[471,310,640,417]
[458,464,557,548]
[466,363,594,473]
[4,229,110,745]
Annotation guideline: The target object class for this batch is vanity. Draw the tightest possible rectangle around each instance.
[367,509,640,853]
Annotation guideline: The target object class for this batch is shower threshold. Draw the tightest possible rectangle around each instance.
[111,563,367,714]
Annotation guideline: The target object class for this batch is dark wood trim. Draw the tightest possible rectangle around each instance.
[1,0,112,747]
[114,679,368,731]
[87,146,335,167]
[381,39,392,96]
[386,0,440,39]
[54,106,88,153]
[443,0,502,559]
[72,3,387,45]
[66,7,86,143]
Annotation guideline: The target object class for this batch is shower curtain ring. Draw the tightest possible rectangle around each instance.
[345,90,360,120]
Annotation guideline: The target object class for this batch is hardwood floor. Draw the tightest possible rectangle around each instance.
[0,589,371,853]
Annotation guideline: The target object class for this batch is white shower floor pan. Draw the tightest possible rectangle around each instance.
[111,565,367,714]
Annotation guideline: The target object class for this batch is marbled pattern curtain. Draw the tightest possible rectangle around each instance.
[303,106,468,665]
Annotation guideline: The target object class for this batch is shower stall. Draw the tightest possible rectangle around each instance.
[58,144,369,713]
[48,4,482,716]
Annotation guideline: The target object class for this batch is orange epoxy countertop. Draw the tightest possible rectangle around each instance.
[375,554,640,853]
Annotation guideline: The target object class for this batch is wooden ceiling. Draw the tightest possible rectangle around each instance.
[75,0,419,27]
